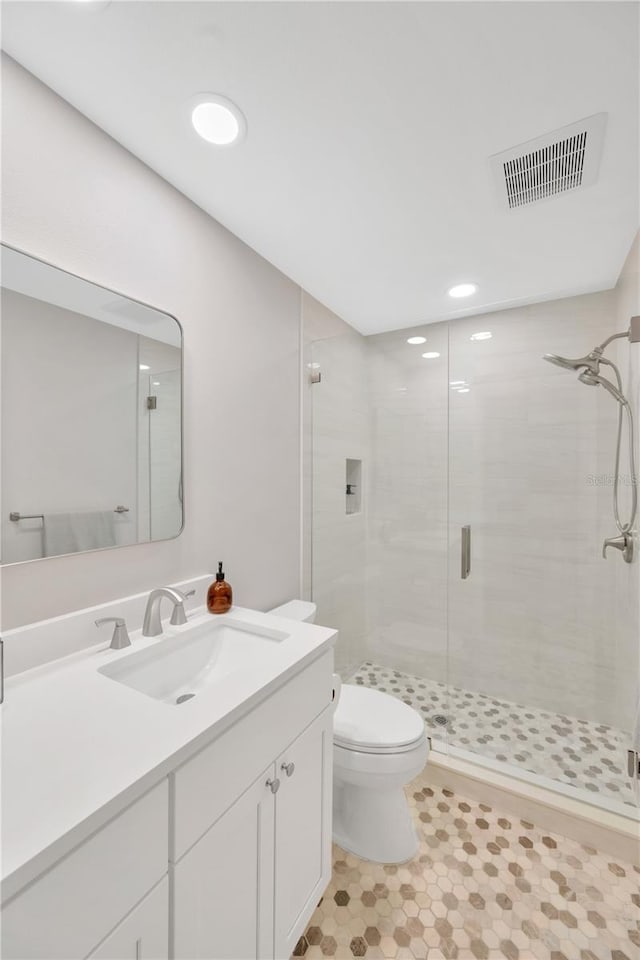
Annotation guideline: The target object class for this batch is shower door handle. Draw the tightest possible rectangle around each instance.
[461,525,471,579]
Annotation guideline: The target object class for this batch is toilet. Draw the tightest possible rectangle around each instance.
[268,600,429,864]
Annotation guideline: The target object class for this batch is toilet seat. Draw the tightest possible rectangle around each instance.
[334,739,429,779]
[334,684,426,754]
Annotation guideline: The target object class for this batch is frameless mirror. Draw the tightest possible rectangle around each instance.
[1,244,183,564]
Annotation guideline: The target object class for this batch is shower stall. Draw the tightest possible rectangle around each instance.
[306,273,640,824]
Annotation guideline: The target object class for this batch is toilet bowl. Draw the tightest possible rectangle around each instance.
[267,600,429,864]
[333,684,429,863]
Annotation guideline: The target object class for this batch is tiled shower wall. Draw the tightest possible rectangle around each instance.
[369,289,635,731]
[303,293,370,676]
[309,244,640,736]
[445,291,627,731]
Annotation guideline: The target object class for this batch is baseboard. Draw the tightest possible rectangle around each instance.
[426,751,639,866]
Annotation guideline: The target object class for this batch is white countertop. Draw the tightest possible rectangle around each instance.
[1,605,336,901]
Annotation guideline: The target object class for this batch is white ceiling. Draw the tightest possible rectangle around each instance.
[2,1,638,335]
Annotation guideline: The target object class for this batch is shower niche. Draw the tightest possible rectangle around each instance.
[345,459,362,515]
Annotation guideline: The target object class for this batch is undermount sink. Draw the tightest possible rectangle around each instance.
[98,618,290,704]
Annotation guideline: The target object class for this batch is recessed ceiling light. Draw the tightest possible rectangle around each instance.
[457,387,471,393]
[450,380,467,386]
[422,351,441,359]
[407,336,427,345]
[448,283,478,298]
[139,364,150,371]
[470,331,492,341]
[191,94,246,146]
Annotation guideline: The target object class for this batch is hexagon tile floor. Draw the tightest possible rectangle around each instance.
[350,662,634,810]
[293,772,639,960]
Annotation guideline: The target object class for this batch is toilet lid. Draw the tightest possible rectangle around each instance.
[334,684,425,751]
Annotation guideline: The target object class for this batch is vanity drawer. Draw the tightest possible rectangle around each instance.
[2,781,169,960]
[173,650,333,860]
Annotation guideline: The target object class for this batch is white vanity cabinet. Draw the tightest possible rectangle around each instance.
[2,647,334,960]
[171,651,334,960]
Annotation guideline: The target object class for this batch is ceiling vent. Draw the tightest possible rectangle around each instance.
[490,113,607,210]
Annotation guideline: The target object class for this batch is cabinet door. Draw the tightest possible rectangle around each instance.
[173,765,275,960]
[274,708,333,959]
[87,879,168,960]
[1,783,168,960]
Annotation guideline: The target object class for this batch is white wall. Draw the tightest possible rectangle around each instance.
[0,54,301,629]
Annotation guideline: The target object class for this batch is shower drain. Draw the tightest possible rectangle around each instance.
[432,715,449,726]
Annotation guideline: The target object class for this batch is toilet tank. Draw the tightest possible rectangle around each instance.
[267,599,317,623]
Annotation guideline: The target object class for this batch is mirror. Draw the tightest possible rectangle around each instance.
[1,245,183,564]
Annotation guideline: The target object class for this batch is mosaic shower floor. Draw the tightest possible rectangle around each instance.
[295,775,640,959]
[350,662,635,810]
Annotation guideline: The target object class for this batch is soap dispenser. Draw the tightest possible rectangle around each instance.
[207,562,232,614]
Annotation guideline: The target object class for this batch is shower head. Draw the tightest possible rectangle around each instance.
[543,325,637,540]
[543,352,601,372]
[544,325,637,373]
[544,349,628,404]
[577,369,598,385]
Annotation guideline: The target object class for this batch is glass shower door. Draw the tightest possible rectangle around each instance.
[310,322,451,750]
[362,322,450,747]
[446,299,639,818]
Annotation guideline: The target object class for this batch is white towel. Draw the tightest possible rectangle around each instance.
[43,511,116,557]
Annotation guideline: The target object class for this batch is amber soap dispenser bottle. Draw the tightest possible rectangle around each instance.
[207,561,232,614]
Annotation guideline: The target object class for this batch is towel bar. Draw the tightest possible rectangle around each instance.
[9,507,129,522]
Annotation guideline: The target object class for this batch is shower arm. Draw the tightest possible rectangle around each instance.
[598,317,640,353]
[597,330,631,352]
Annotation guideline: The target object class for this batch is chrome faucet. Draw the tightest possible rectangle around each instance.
[142,587,194,637]
[95,617,131,649]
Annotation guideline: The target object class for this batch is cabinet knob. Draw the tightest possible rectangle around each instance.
[281,761,295,778]
[266,777,280,794]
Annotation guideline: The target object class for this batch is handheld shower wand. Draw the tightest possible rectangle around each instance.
[543,320,639,563]
[577,368,627,405]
